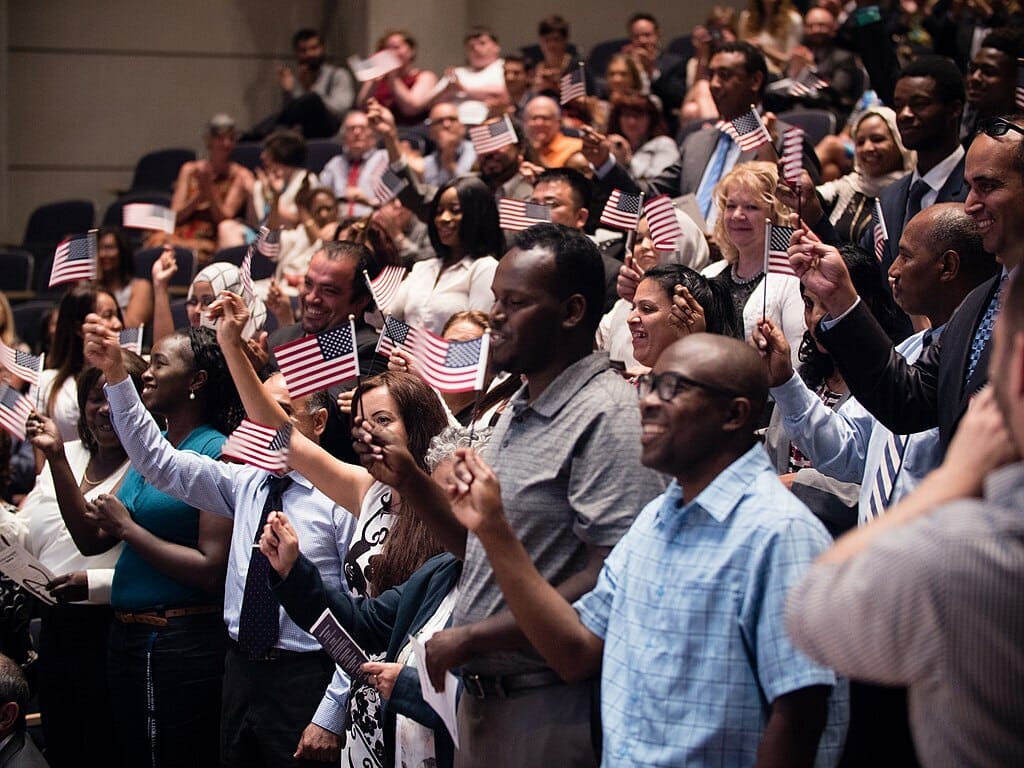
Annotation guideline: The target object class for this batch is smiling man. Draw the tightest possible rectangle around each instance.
[962,28,1024,139]
[446,333,848,767]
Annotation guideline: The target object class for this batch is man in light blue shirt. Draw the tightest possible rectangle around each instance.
[755,203,998,524]
[97,354,356,767]
[446,334,848,767]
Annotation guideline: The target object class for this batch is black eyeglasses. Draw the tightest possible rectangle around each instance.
[637,371,740,402]
[979,117,1024,139]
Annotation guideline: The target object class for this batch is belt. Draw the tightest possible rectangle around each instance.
[461,669,564,700]
[114,605,222,627]
[227,639,325,662]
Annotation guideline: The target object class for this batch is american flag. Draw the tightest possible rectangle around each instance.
[559,66,586,105]
[256,226,281,261]
[122,203,175,234]
[498,198,552,231]
[0,384,32,441]
[764,222,798,277]
[372,168,409,206]
[49,232,97,288]
[376,316,488,393]
[222,420,292,473]
[872,199,888,262]
[273,320,360,399]
[788,69,828,97]
[599,189,643,231]
[363,265,406,314]
[0,342,42,387]
[468,115,517,155]
[1016,58,1024,110]
[642,195,682,250]
[118,327,144,355]
[781,126,804,186]
[716,108,772,152]
[347,50,403,82]
[239,246,254,303]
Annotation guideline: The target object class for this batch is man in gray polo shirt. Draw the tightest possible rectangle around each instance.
[361,224,664,766]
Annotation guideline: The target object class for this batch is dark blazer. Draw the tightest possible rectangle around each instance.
[272,552,462,768]
[821,273,1002,453]
[0,732,48,768]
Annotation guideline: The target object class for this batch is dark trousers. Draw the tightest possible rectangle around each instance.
[38,603,122,768]
[108,613,226,768]
[839,682,920,767]
[220,642,337,768]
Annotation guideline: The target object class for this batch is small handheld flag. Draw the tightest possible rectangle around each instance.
[0,342,42,387]
[122,203,175,234]
[559,65,586,105]
[716,107,772,152]
[363,265,406,315]
[372,168,409,206]
[872,199,888,262]
[273,319,360,398]
[50,232,97,288]
[347,50,403,82]
[468,116,517,155]
[222,420,293,473]
[498,199,552,231]
[0,384,32,441]
[377,316,489,393]
[118,327,144,355]
[255,226,281,261]
[599,190,643,232]
[642,196,682,250]
[764,221,798,278]
[781,126,805,186]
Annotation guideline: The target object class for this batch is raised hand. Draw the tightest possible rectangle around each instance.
[26,412,62,459]
[616,252,644,303]
[258,511,301,578]
[669,285,706,334]
[151,245,178,290]
[787,239,858,317]
[580,125,611,168]
[351,417,420,488]
[751,318,795,387]
[207,290,251,347]
[82,313,127,383]
[446,449,505,534]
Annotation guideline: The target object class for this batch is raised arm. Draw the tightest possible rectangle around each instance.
[150,245,179,345]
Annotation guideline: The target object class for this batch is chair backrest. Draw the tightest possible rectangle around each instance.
[0,249,34,292]
[778,109,837,146]
[11,300,56,354]
[169,296,190,331]
[22,200,95,252]
[212,245,249,267]
[129,148,196,193]
[305,140,344,174]
[230,142,262,172]
[134,246,195,291]
[249,251,277,281]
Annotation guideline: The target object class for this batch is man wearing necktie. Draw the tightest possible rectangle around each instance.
[100,364,357,767]
[794,114,1024,454]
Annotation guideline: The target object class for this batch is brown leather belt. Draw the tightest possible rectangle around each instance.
[461,669,564,699]
[114,605,222,627]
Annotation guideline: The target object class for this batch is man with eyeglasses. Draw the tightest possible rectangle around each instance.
[422,102,477,187]
[319,110,389,219]
[787,114,1024,454]
[442,332,848,767]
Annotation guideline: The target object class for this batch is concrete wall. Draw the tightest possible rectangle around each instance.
[2,0,713,243]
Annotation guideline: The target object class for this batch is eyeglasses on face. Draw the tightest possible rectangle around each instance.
[978,117,1024,139]
[636,371,740,401]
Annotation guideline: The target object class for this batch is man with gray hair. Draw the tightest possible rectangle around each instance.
[524,95,582,168]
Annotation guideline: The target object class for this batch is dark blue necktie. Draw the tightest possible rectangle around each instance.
[965,273,1007,385]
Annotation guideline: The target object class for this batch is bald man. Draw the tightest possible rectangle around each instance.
[524,95,582,168]
[448,334,849,767]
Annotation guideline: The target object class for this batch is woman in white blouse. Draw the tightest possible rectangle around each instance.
[387,176,502,334]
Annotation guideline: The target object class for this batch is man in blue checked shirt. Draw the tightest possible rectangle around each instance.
[83,328,357,768]
[445,333,849,768]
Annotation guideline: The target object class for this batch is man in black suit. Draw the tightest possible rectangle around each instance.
[0,656,46,768]
[785,114,1024,453]
[590,41,820,232]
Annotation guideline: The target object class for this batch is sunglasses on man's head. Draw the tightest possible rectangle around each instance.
[978,117,1024,139]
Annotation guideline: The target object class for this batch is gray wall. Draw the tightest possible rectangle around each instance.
[2,0,712,243]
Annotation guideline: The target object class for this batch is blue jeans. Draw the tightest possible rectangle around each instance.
[108,613,227,768]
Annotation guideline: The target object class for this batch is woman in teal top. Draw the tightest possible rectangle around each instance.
[43,325,244,768]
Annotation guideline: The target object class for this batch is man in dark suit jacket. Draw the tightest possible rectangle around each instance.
[0,656,47,768]
[788,116,1024,453]
[590,42,820,230]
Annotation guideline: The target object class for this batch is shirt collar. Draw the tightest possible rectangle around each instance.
[659,443,768,524]
[912,144,965,192]
[515,352,614,419]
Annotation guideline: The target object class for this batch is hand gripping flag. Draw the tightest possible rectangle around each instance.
[222,420,293,474]
[377,316,488,393]
[599,190,643,231]
[273,320,360,399]
[50,233,97,288]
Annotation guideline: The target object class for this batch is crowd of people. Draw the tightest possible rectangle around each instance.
[0,3,1023,767]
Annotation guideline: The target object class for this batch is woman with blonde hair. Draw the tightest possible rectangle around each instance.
[702,161,804,367]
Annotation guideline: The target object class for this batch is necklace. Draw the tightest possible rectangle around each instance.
[82,458,128,488]
[730,263,763,285]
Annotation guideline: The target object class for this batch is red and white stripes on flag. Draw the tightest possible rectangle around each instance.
[1016,58,1024,110]
[498,199,552,231]
[642,195,682,250]
[122,203,176,234]
[363,265,406,315]
[764,221,798,277]
[273,319,360,399]
[222,420,293,473]
[559,66,586,105]
[872,199,888,262]
[118,327,144,355]
[347,50,403,82]
[372,168,409,206]
[788,69,828,97]
[599,190,643,231]
[781,126,804,186]
[716,108,772,152]
[50,233,97,288]
[256,226,281,261]
[376,316,489,393]
[239,247,255,303]
[468,115,517,155]
[0,342,42,387]
[0,384,32,441]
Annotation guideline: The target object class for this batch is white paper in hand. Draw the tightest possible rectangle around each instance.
[0,534,56,605]
[410,634,459,748]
